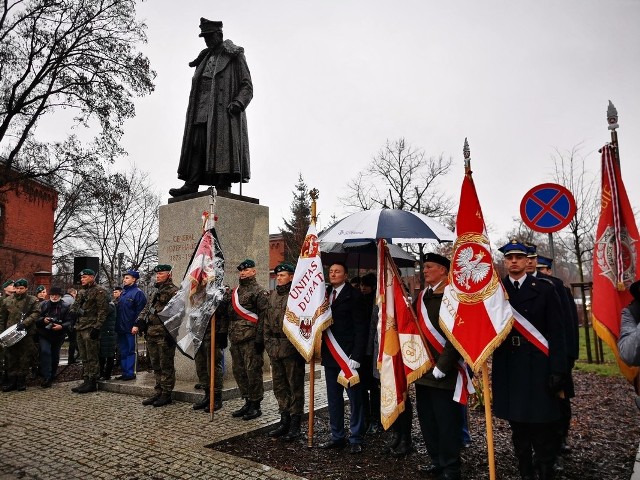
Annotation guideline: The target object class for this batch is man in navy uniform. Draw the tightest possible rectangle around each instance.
[319,262,368,454]
[492,240,567,480]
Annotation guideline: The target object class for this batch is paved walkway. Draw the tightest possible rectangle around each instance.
[0,375,327,479]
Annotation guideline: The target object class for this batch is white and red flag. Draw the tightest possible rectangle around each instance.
[284,223,333,362]
[377,240,432,429]
[159,227,225,359]
[592,144,640,382]
[439,166,516,373]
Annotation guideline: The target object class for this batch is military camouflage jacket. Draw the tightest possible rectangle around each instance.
[257,282,298,359]
[227,276,268,344]
[138,280,178,337]
[69,282,109,331]
[0,293,40,335]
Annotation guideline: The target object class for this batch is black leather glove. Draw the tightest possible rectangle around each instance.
[254,341,265,355]
[215,332,228,349]
[16,323,26,332]
[548,373,565,395]
[89,328,100,340]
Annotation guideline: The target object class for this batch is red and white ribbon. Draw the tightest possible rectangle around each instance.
[511,308,549,356]
[323,328,359,387]
[232,287,258,324]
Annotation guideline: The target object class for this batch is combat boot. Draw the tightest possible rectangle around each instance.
[390,434,414,457]
[283,414,302,442]
[142,392,161,406]
[382,430,401,454]
[16,376,26,391]
[75,379,97,394]
[232,398,250,418]
[204,393,223,413]
[153,393,173,407]
[2,376,16,392]
[242,400,262,420]
[268,412,291,438]
[192,392,209,410]
[71,380,87,393]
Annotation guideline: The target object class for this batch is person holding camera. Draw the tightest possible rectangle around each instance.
[35,286,71,388]
[618,280,640,366]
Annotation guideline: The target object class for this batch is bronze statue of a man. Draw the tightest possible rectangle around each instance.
[170,19,253,197]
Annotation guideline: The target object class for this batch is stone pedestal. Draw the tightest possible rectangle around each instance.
[158,191,269,383]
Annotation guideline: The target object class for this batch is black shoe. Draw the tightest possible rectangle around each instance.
[318,439,347,450]
[142,393,161,406]
[417,464,442,476]
[194,383,205,390]
[98,375,111,381]
[71,381,86,393]
[232,399,250,418]
[242,400,262,420]
[76,380,97,394]
[41,378,53,388]
[193,395,209,410]
[391,438,414,457]
[350,444,363,454]
[16,377,26,391]
[213,393,223,411]
[382,431,401,454]
[115,375,135,381]
[366,422,383,435]
[560,439,571,454]
[169,185,198,197]
[153,394,172,407]
[2,381,17,393]
[283,414,301,442]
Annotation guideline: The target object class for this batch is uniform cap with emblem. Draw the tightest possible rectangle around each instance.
[79,268,95,276]
[13,278,28,287]
[125,269,140,279]
[153,264,172,273]
[2,279,15,289]
[274,262,295,274]
[198,18,223,37]
[36,285,46,293]
[498,239,528,256]
[423,252,451,271]
[536,255,553,269]
[237,259,256,271]
[525,243,538,258]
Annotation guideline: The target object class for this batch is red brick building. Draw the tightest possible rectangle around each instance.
[0,178,58,292]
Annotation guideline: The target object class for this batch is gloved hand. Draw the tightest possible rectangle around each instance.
[432,366,446,379]
[215,332,228,349]
[548,373,565,395]
[89,328,100,340]
[254,341,265,355]
[15,323,26,332]
[347,359,360,370]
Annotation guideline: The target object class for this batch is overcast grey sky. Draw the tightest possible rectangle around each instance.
[116,0,640,237]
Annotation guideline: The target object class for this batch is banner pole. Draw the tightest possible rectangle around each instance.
[482,363,496,480]
[308,355,315,448]
[210,314,216,421]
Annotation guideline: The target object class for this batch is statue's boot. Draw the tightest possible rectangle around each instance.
[169,184,199,197]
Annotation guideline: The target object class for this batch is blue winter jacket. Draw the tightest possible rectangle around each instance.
[116,284,147,333]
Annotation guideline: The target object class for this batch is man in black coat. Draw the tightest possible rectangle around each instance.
[492,240,568,480]
[319,262,368,454]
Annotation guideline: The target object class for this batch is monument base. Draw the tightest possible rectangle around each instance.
[159,192,269,383]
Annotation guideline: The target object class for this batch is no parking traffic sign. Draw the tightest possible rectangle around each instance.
[520,183,576,233]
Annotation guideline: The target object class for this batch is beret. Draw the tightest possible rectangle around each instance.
[125,269,140,279]
[2,279,15,289]
[423,252,450,271]
[80,268,96,276]
[153,264,172,273]
[14,278,28,287]
[274,262,295,274]
[36,285,46,293]
[237,259,256,271]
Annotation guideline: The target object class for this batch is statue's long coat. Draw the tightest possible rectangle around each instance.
[178,40,253,186]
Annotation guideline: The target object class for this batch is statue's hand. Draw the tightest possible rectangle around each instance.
[227,102,242,115]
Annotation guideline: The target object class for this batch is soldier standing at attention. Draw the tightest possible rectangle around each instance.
[69,269,110,394]
[139,265,179,407]
[0,279,39,392]
[228,259,269,420]
[258,262,305,441]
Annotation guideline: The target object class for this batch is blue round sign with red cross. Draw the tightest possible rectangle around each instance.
[520,183,576,233]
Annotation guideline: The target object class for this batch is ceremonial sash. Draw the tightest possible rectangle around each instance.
[511,308,549,356]
[323,328,359,388]
[232,287,258,324]
[417,289,475,404]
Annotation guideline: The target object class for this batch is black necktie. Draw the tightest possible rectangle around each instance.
[426,287,433,297]
[331,290,337,304]
[513,280,520,291]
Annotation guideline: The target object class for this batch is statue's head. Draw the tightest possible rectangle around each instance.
[199,18,223,48]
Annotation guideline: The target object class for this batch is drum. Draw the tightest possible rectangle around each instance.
[0,324,27,347]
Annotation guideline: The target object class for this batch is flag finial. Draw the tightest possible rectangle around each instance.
[310,188,319,225]
[607,100,619,131]
[463,138,471,173]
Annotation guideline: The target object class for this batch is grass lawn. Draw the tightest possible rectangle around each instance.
[574,324,621,377]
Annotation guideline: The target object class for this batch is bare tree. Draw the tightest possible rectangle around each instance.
[0,0,155,187]
[81,166,159,287]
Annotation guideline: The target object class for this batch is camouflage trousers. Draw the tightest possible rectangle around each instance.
[194,336,224,395]
[270,354,306,415]
[230,340,264,401]
[77,330,100,381]
[4,336,35,377]
[147,334,176,394]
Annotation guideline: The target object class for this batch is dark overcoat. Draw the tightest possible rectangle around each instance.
[178,39,253,186]
[320,283,368,368]
[492,275,567,423]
